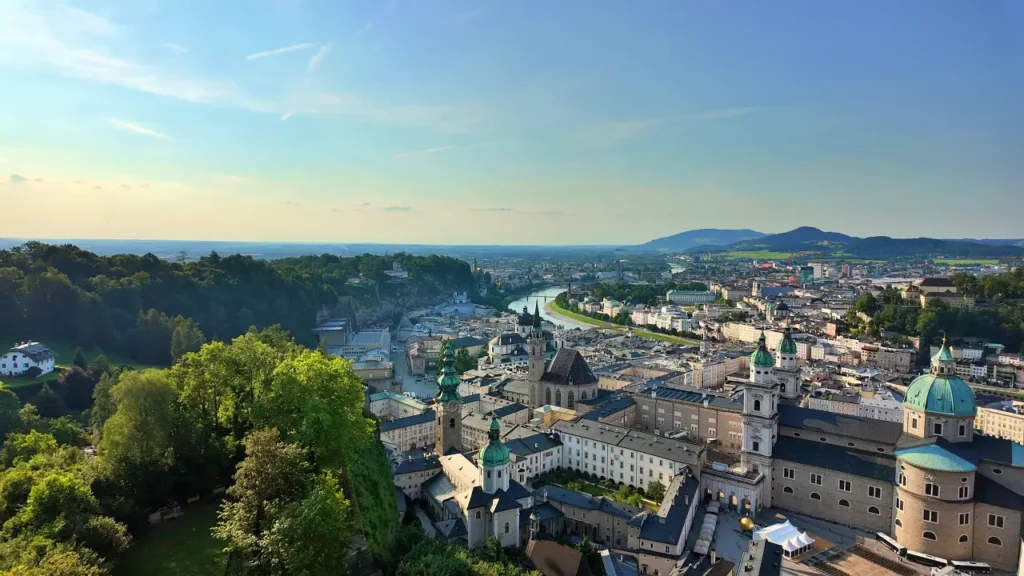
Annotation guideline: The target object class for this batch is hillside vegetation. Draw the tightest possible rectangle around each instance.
[0,243,475,365]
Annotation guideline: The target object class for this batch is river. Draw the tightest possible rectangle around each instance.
[506,286,592,330]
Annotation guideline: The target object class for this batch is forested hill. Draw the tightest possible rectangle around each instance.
[0,242,475,364]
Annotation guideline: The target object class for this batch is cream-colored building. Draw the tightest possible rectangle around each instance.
[976,400,1024,445]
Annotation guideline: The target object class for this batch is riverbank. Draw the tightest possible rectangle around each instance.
[547,301,698,345]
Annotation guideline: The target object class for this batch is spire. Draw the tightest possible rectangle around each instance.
[533,301,542,329]
[436,340,461,403]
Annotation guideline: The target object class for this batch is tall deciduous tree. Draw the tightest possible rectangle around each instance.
[170,317,206,363]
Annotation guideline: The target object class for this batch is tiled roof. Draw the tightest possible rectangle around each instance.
[538,485,639,520]
[896,433,1024,467]
[542,348,598,385]
[774,436,896,481]
[493,403,528,418]
[974,472,1024,510]
[394,456,441,475]
[778,405,902,445]
[505,434,561,457]
[531,501,564,522]
[894,444,976,472]
[638,474,699,545]
[381,409,435,431]
[581,396,635,421]
[490,489,521,513]
[434,517,468,540]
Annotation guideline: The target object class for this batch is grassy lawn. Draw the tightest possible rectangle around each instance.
[116,503,227,576]
[935,258,1001,266]
[0,338,158,390]
[722,250,793,260]
[549,302,697,345]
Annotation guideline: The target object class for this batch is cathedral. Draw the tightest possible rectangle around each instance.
[523,303,599,410]
[720,331,1024,570]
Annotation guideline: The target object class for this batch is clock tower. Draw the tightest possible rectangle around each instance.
[435,340,463,455]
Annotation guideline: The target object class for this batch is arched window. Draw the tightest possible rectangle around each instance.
[988,537,1002,546]
[754,399,761,412]
[555,389,562,406]
[504,522,510,534]
[868,506,880,515]
[545,388,552,405]
[839,499,850,507]
[449,418,456,428]
[581,390,587,401]
[783,487,794,494]
[923,531,937,541]
[958,535,968,543]
[568,391,575,409]
[476,511,481,519]
[895,519,902,528]
[810,493,821,501]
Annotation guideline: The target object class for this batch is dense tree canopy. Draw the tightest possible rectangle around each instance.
[0,243,475,364]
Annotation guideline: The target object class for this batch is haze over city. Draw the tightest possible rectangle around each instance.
[1,0,1023,244]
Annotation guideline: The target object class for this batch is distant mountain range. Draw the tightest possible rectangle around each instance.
[634,229,766,252]
[636,227,1024,259]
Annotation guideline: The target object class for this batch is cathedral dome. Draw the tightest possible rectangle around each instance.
[904,339,976,417]
[904,374,976,416]
[479,419,510,467]
[779,325,797,355]
[750,332,774,368]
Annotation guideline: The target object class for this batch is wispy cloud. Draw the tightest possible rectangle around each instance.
[469,207,513,212]
[575,107,754,146]
[105,118,173,141]
[307,45,330,71]
[281,111,294,121]
[162,42,188,53]
[0,4,275,112]
[380,204,413,211]
[245,42,314,61]
[0,5,462,131]
[393,145,457,159]
[10,174,27,184]
[58,5,118,36]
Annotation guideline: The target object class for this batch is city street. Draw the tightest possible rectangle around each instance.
[390,339,437,399]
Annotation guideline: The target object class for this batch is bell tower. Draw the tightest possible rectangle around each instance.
[528,302,546,407]
[775,324,801,400]
[435,341,463,455]
[742,332,779,510]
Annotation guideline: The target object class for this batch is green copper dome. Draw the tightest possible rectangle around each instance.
[750,332,774,368]
[904,373,976,416]
[436,341,462,404]
[779,325,797,355]
[905,335,976,417]
[478,418,510,467]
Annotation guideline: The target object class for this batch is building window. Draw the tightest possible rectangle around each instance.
[911,417,918,429]
[958,512,970,526]
[783,468,795,480]
[838,499,850,507]
[923,531,937,541]
[754,399,761,412]
[838,480,851,492]
[810,473,822,486]
[988,514,1004,529]
[752,441,759,452]
[925,483,940,498]
[487,471,492,478]
[958,423,966,436]
[783,486,794,494]
[868,486,882,499]
[959,535,969,543]
[958,485,969,499]
[988,537,1002,547]
[810,493,821,501]
[895,497,904,511]
[933,422,943,435]
[504,522,510,534]
[923,510,938,523]
[476,511,481,519]
[868,506,880,515]
[895,519,902,528]
[450,418,456,428]
[899,474,907,487]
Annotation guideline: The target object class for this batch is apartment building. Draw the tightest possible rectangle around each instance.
[976,400,1024,445]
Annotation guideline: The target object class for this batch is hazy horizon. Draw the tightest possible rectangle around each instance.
[2,0,1022,243]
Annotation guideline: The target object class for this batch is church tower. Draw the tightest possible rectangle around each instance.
[742,332,779,509]
[479,418,511,494]
[775,324,801,400]
[435,341,463,455]
[527,302,546,407]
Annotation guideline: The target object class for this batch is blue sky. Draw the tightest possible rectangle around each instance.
[1,0,1022,244]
